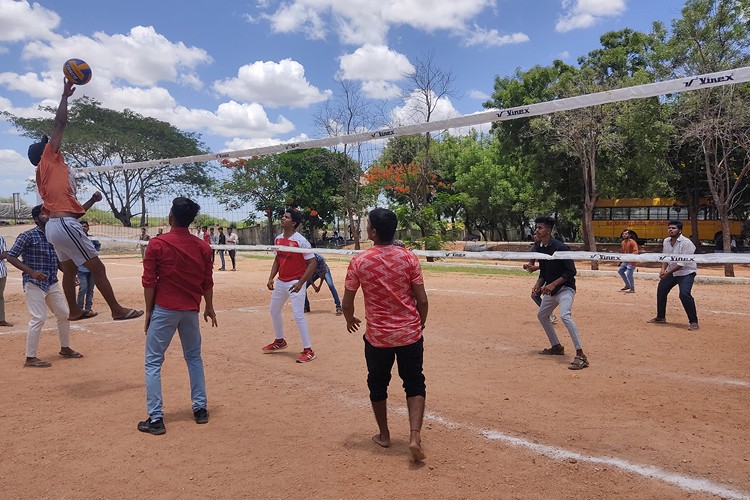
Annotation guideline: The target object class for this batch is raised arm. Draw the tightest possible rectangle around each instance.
[48,79,76,154]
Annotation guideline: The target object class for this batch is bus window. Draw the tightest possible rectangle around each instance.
[630,207,648,220]
[669,208,689,220]
[611,207,629,220]
[593,207,610,220]
[649,206,669,220]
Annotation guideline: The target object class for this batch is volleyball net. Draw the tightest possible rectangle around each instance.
[72,65,750,265]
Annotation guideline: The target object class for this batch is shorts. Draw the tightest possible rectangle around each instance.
[45,217,98,266]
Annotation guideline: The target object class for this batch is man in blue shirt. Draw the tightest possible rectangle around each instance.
[304,253,342,315]
[531,216,588,370]
[5,205,83,368]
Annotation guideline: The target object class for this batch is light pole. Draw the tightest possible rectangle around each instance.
[12,193,20,224]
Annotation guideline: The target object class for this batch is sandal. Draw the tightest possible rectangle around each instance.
[59,349,83,358]
[69,310,98,321]
[568,355,589,370]
[24,358,52,368]
[113,309,144,321]
[647,317,666,324]
[539,344,565,355]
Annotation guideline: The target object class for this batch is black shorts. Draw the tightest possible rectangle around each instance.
[364,336,425,402]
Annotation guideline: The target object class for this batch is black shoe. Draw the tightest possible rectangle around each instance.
[304,306,310,313]
[194,408,209,424]
[137,417,166,435]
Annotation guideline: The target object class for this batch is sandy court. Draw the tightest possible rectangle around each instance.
[0,254,749,499]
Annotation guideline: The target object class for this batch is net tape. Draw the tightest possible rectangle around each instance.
[77,67,750,174]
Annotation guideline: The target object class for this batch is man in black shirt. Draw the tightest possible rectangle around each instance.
[531,216,588,370]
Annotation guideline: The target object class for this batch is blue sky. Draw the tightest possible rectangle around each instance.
[0,0,688,204]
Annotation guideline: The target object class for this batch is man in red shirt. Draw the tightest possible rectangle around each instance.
[342,208,429,461]
[262,209,317,363]
[617,229,639,293]
[28,78,142,322]
[138,197,217,435]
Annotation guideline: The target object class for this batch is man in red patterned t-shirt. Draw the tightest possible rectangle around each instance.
[342,208,429,462]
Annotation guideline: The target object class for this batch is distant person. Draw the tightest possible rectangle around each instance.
[217,227,227,270]
[226,227,238,271]
[342,208,429,461]
[28,77,142,322]
[531,216,588,370]
[648,220,699,331]
[262,209,317,363]
[156,228,164,237]
[208,227,217,264]
[0,233,13,327]
[617,229,639,293]
[77,220,101,313]
[138,197,217,435]
[5,205,83,367]
[138,227,150,261]
[304,253,342,315]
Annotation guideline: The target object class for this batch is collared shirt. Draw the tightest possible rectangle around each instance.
[227,232,238,245]
[274,232,314,282]
[7,226,59,292]
[662,234,697,276]
[532,238,577,295]
[142,226,214,311]
[0,234,8,278]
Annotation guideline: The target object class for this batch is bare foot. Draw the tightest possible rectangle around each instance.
[372,433,390,448]
[409,430,426,461]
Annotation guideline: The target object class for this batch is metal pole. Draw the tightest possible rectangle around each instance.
[12,193,20,224]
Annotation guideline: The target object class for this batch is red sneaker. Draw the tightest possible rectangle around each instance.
[296,349,316,363]
[262,339,288,353]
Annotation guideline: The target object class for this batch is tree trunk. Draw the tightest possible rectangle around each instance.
[267,213,274,245]
[718,208,735,277]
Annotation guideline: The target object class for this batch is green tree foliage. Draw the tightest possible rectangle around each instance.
[4,97,213,227]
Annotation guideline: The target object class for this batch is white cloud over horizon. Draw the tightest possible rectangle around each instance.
[556,0,627,32]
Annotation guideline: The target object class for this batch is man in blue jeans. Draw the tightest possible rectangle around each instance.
[138,197,217,435]
[304,253,342,315]
[648,220,699,331]
[76,221,101,313]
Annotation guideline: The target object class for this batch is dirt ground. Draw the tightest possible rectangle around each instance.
[1,253,749,500]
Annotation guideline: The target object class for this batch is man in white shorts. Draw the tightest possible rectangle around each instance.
[28,78,142,322]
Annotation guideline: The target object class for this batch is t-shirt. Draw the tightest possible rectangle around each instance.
[36,144,85,216]
[345,245,424,348]
[274,232,314,282]
[662,235,697,276]
[621,238,639,266]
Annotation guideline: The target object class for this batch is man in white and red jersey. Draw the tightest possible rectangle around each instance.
[342,208,429,462]
[262,209,318,363]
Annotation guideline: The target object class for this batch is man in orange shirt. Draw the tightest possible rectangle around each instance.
[28,78,142,322]
[617,229,639,293]
[342,208,429,462]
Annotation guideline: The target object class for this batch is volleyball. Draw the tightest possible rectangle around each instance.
[63,58,92,85]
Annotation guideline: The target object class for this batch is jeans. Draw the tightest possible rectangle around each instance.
[145,305,206,420]
[77,271,95,311]
[304,271,342,309]
[537,286,583,350]
[218,250,226,269]
[656,272,698,324]
[617,263,635,290]
[228,249,236,269]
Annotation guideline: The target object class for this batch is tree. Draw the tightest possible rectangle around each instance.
[5,98,213,226]
[397,51,460,237]
[313,77,379,249]
[667,0,750,276]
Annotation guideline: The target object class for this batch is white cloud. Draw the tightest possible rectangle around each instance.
[20,26,211,87]
[468,89,490,100]
[463,26,529,47]
[360,80,401,99]
[556,0,627,33]
[558,50,571,60]
[260,0,496,46]
[390,90,461,127]
[0,148,35,194]
[0,0,59,42]
[212,59,331,109]
[223,132,311,153]
[339,45,413,81]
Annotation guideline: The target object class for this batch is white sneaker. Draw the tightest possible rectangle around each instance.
[549,314,558,324]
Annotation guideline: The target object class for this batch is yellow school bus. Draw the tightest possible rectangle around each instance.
[591,198,743,241]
